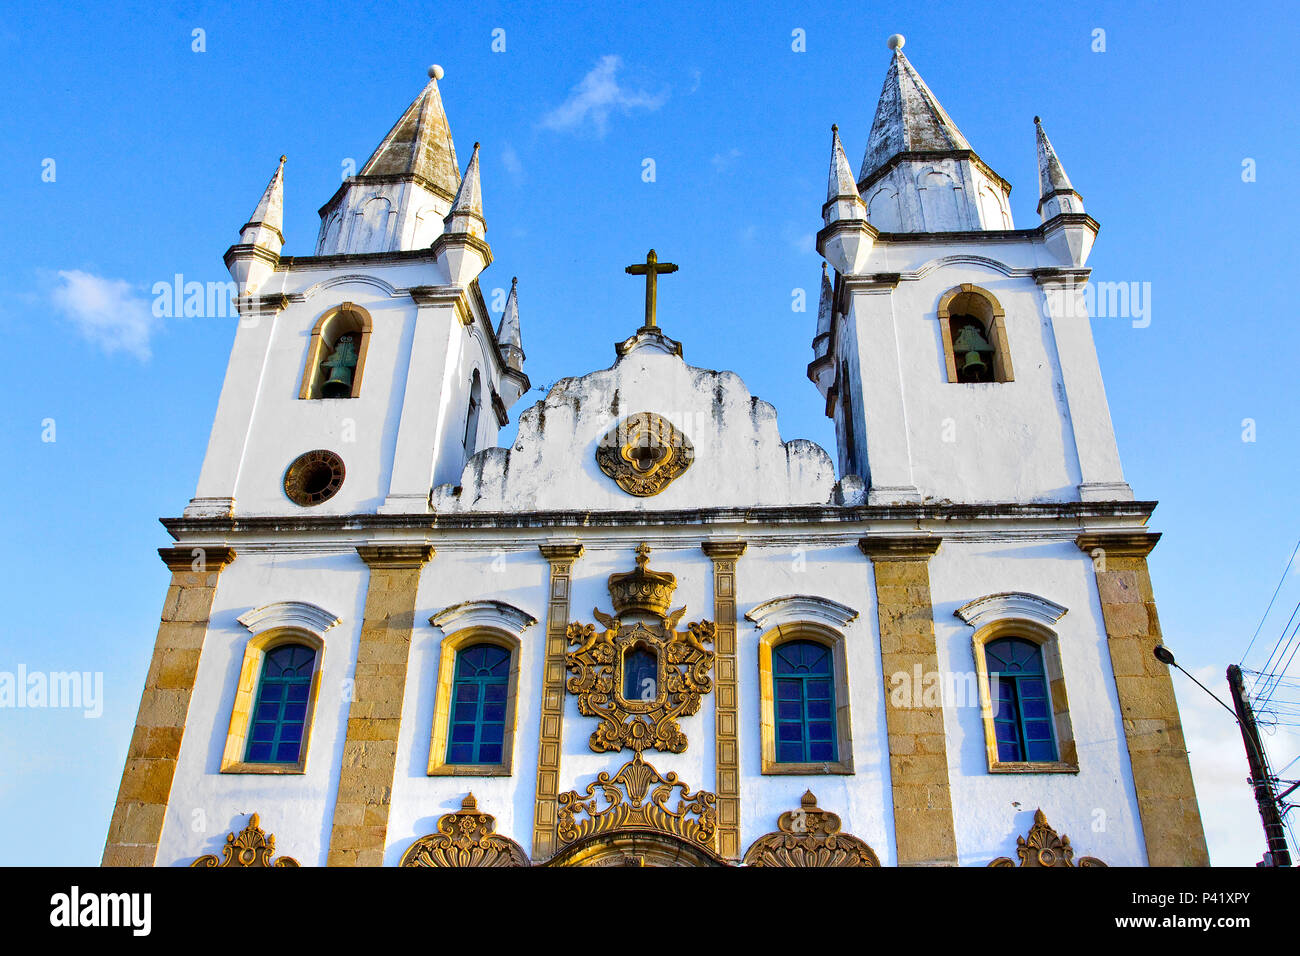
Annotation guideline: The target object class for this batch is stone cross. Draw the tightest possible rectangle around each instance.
[625,249,678,328]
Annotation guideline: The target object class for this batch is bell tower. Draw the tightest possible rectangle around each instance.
[186,65,529,519]
[810,36,1130,505]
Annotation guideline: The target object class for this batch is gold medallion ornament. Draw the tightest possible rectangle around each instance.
[557,753,717,850]
[191,814,300,867]
[742,791,880,867]
[595,412,694,497]
[988,808,1107,867]
[400,793,530,867]
[566,544,715,753]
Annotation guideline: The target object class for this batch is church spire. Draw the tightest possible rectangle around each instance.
[496,276,524,372]
[358,64,460,200]
[239,155,285,254]
[827,125,861,208]
[315,64,473,255]
[848,36,1012,232]
[1035,116,1085,219]
[225,155,286,297]
[859,34,970,185]
[444,141,484,237]
[432,139,492,286]
[814,262,834,345]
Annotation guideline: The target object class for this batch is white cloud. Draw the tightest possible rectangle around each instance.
[501,143,524,184]
[711,148,741,172]
[1178,665,1281,865]
[540,55,667,137]
[51,270,158,360]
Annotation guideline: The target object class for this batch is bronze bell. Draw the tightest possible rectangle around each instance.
[953,323,992,378]
[321,334,358,396]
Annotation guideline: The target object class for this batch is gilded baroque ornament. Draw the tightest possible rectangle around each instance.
[566,543,715,753]
[742,791,881,867]
[191,814,300,867]
[400,793,530,868]
[557,752,717,850]
[595,411,694,497]
[989,808,1107,867]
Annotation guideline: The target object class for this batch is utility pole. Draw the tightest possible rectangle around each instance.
[1227,664,1292,866]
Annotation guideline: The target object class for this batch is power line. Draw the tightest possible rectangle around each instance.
[1242,537,1300,664]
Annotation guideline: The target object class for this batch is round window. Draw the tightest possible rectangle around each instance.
[283,450,345,506]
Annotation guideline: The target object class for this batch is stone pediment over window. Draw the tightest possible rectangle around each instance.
[430,346,836,512]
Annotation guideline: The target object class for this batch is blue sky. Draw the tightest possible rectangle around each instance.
[1,0,1296,865]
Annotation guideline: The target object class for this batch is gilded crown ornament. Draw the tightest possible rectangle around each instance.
[608,542,677,617]
[566,543,716,754]
[400,793,530,867]
[742,792,880,867]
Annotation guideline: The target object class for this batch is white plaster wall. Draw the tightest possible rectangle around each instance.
[927,538,1145,866]
[432,347,837,512]
[384,543,550,864]
[156,550,368,867]
[838,239,1121,502]
[207,260,504,517]
[734,542,896,864]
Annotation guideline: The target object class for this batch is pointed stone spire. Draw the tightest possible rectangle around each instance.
[496,276,524,372]
[815,262,834,343]
[807,263,838,397]
[828,125,861,207]
[239,155,285,254]
[1035,116,1084,219]
[860,34,971,185]
[358,64,460,199]
[848,36,1012,231]
[315,64,470,255]
[444,141,484,238]
[226,155,286,296]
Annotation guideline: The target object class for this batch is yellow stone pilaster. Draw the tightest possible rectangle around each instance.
[532,542,583,861]
[702,539,746,860]
[859,535,958,866]
[326,543,433,867]
[1076,532,1210,866]
[102,545,236,867]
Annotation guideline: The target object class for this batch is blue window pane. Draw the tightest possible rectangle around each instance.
[283,703,306,722]
[251,722,276,742]
[809,742,835,761]
[255,702,280,721]
[275,741,300,762]
[987,639,1058,764]
[1022,699,1049,720]
[771,641,838,764]
[776,700,802,721]
[777,742,803,762]
[446,643,512,765]
[1027,739,1057,761]
[247,742,272,761]
[996,738,1022,761]
[286,683,309,702]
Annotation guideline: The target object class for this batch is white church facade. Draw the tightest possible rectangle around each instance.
[104,38,1208,867]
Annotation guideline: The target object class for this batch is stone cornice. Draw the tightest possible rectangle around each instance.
[701,539,748,560]
[745,594,859,630]
[237,600,342,636]
[277,248,440,271]
[430,599,538,635]
[1075,531,1161,557]
[162,499,1158,538]
[159,545,236,572]
[538,542,584,562]
[857,535,942,560]
[841,273,901,292]
[356,543,435,569]
[1031,267,1093,286]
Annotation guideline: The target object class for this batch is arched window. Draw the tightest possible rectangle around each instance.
[299,303,372,400]
[622,645,658,702]
[773,640,838,764]
[463,370,482,459]
[446,643,510,766]
[984,637,1057,763]
[936,284,1014,384]
[245,644,316,764]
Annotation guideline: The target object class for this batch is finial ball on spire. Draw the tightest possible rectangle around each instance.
[1034,115,1041,125]
[428,64,444,80]
[279,154,286,163]
[887,34,905,51]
